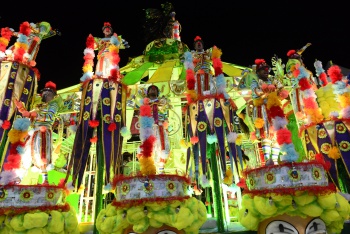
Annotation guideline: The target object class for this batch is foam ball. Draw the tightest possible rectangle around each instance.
[127,206,146,224]
[132,218,149,233]
[62,209,79,232]
[320,209,340,225]
[298,202,323,217]
[294,192,317,206]
[318,193,337,209]
[149,218,163,228]
[100,216,117,233]
[23,212,48,229]
[105,204,118,216]
[47,210,64,233]
[9,214,26,232]
[173,207,194,230]
[238,208,259,231]
[254,196,278,216]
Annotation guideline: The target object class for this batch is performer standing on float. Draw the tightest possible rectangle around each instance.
[66,22,130,192]
[163,11,181,41]
[248,58,296,165]
[149,85,171,171]
[94,22,129,78]
[191,36,216,96]
[285,43,314,120]
[15,81,62,183]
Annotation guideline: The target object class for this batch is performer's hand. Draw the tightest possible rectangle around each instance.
[29,111,37,118]
[14,99,26,113]
[22,110,30,118]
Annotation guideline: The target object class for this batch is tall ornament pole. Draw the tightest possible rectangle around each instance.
[208,143,224,232]
[94,123,105,234]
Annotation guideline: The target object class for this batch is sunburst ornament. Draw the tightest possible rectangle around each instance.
[20,189,34,202]
[0,188,8,202]
[121,183,130,196]
[45,190,55,202]
[166,181,176,193]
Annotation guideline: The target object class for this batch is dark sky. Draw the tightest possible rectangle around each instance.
[1,1,349,90]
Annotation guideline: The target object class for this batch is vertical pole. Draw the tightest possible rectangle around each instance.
[208,143,225,232]
[93,125,104,234]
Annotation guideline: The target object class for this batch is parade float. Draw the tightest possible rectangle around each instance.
[2,4,350,234]
[237,49,350,234]
[0,21,79,233]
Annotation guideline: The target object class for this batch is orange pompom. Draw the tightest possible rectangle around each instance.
[254,118,265,129]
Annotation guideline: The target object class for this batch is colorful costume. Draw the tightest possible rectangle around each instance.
[94,22,129,78]
[248,59,283,164]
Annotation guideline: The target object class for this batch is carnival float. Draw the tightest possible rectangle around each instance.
[1,2,350,234]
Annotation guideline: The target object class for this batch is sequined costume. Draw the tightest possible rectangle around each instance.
[28,97,62,172]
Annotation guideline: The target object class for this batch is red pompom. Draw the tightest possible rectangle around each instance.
[2,120,11,130]
[276,128,292,145]
[86,34,95,49]
[319,72,328,86]
[298,78,312,91]
[327,65,343,83]
[140,135,156,157]
[108,122,117,131]
[140,105,152,117]
[268,106,285,119]
[190,136,199,144]
[90,136,98,143]
[88,120,100,128]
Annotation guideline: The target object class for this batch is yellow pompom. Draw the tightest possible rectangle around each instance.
[139,157,156,175]
[266,92,281,109]
[235,134,243,146]
[223,168,233,185]
[328,146,341,159]
[211,46,222,59]
[180,139,190,149]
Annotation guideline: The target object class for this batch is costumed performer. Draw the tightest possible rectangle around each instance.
[14,81,63,184]
[94,22,129,78]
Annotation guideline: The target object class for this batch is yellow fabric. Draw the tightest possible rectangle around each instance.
[222,62,246,77]
[147,60,177,83]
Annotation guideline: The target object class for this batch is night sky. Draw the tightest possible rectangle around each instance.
[1,1,349,90]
